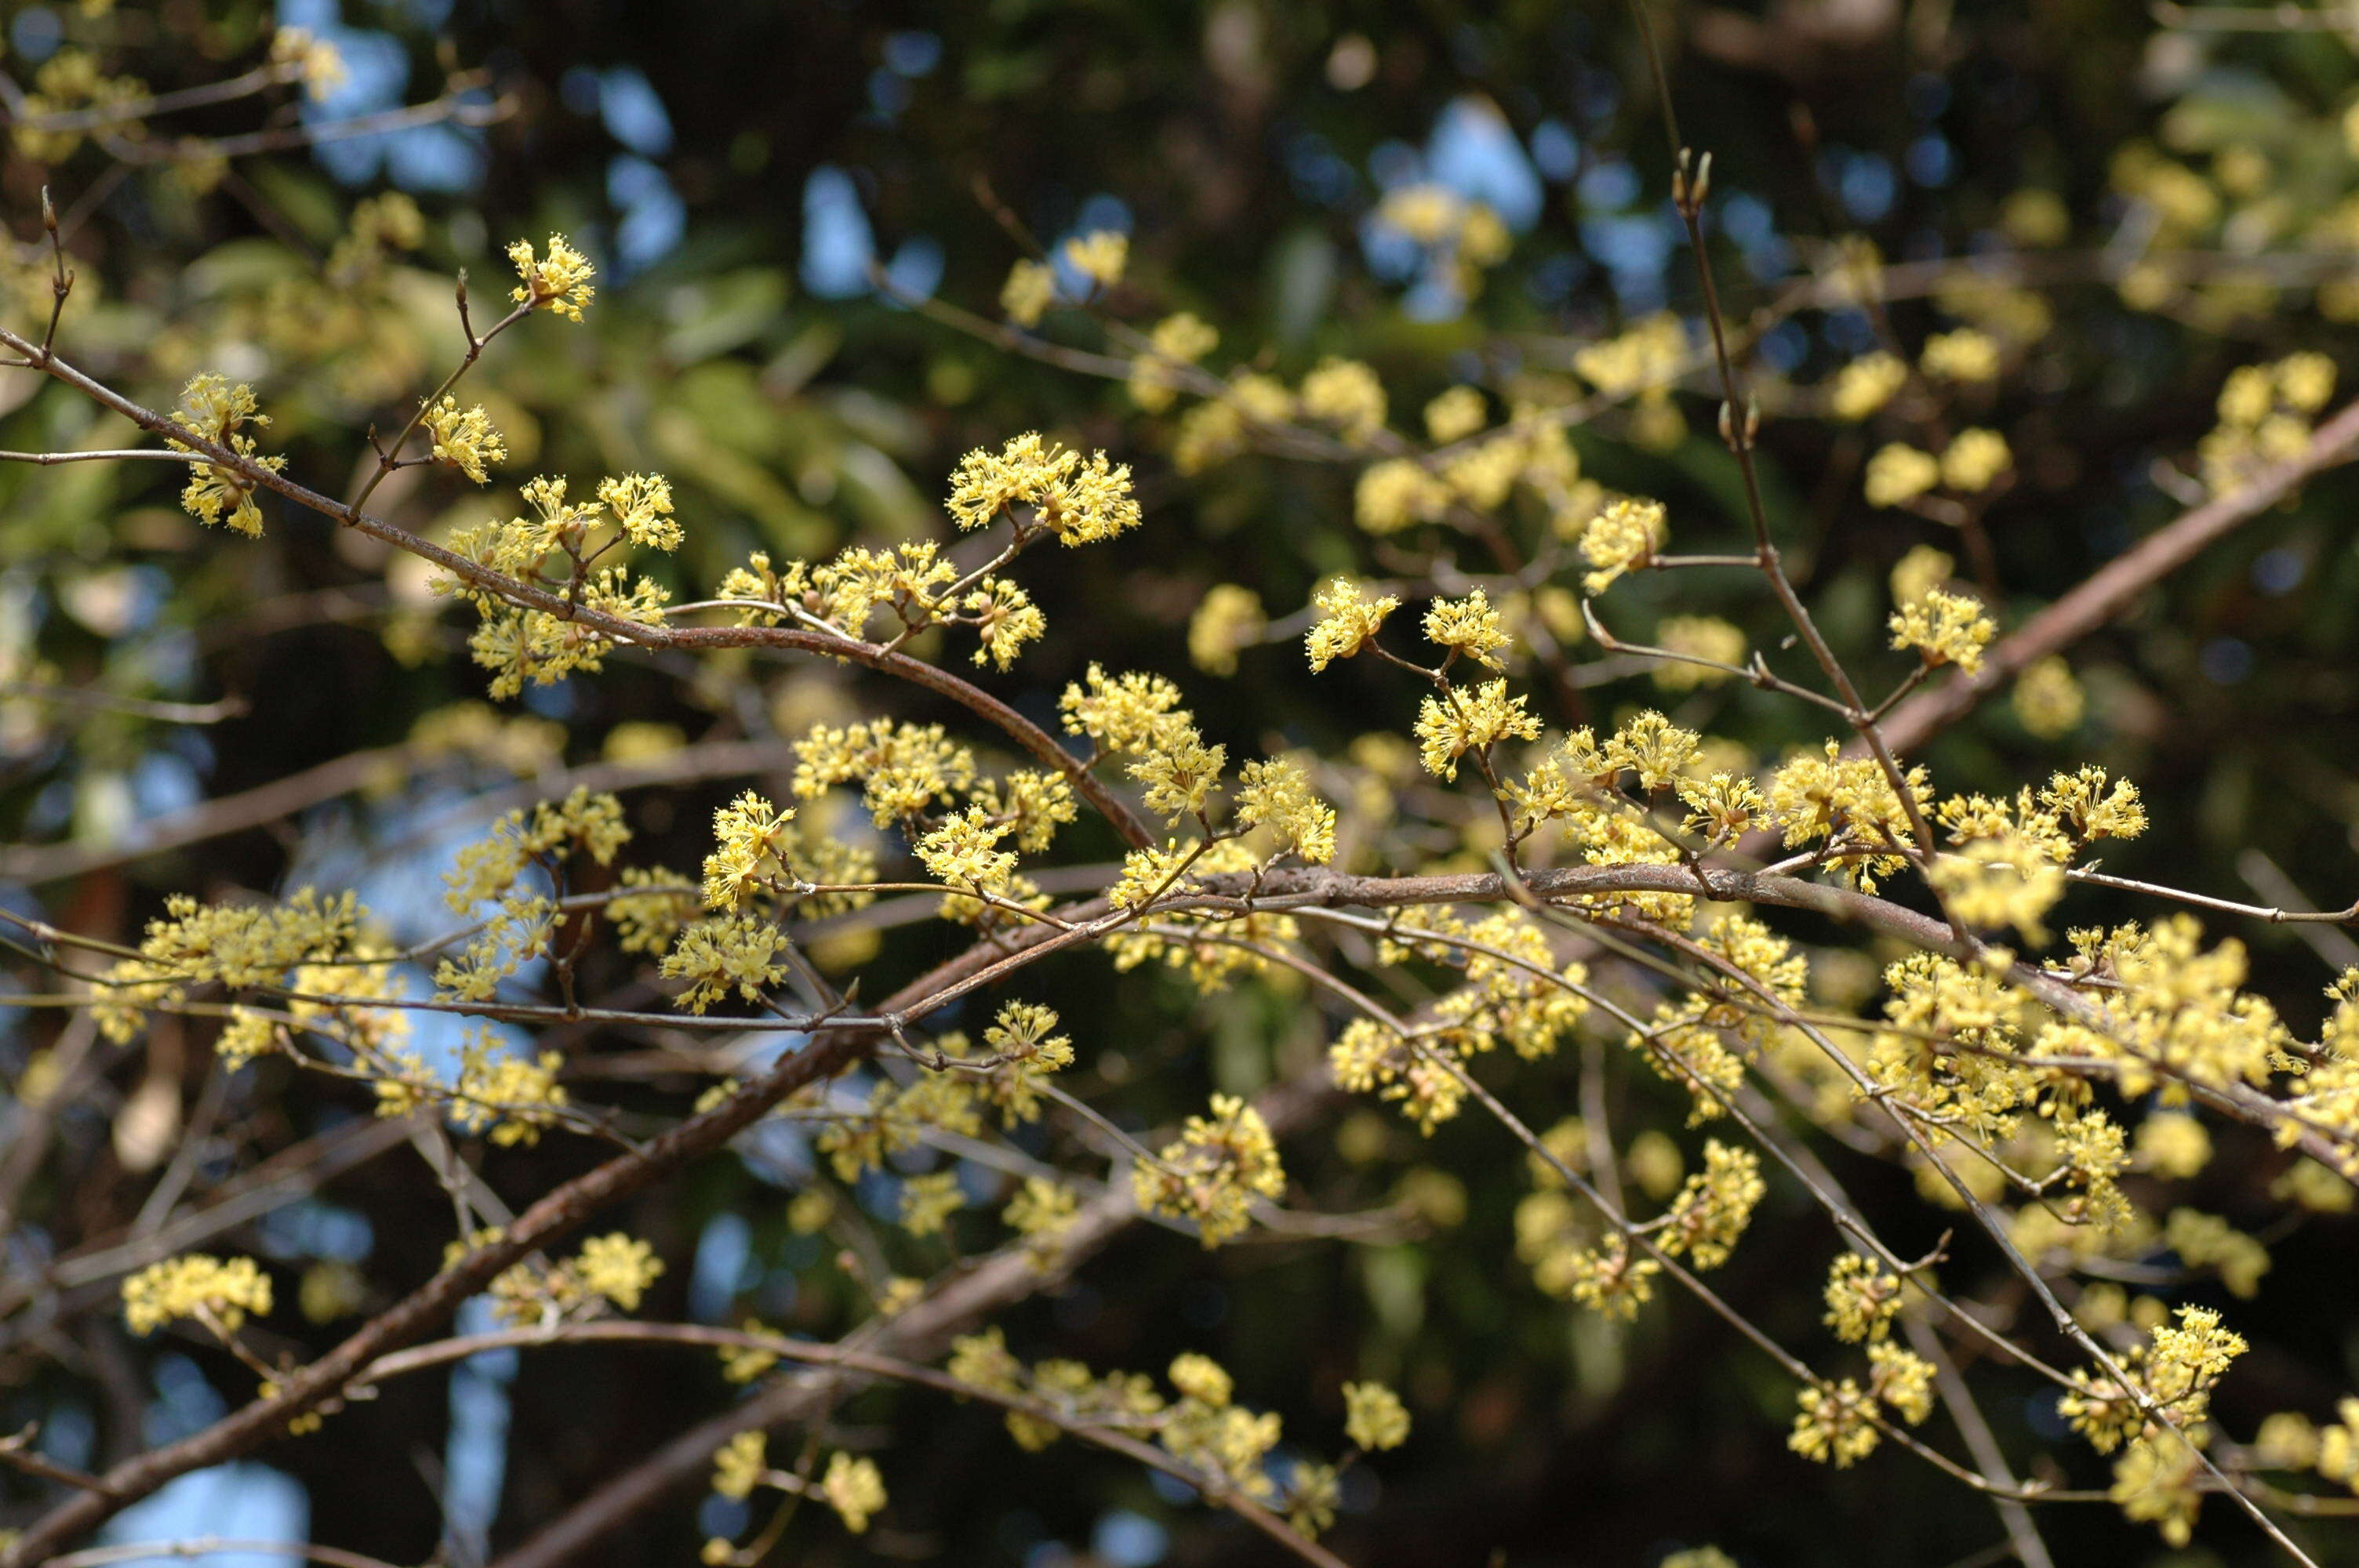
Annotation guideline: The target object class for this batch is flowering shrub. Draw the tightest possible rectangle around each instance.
[9,7,2359,1567]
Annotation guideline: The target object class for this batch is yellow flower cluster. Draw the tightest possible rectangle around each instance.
[1299,356,1388,442]
[1342,1380,1412,1450]
[2199,352,2335,495]
[122,1254,273,1337]
[1132,1094,1287,1247]
[1828,351,1908,421]
[436,788,627,1002]
[435,474,679,699]
[445,1030,569,1146]
[93,887,364,1044]
[487,1231,663,1327]
[169,374,285,538]
[1186,583,1266,676]
[1789,1379,1881,1468]
[1823,1253,1904,1343]
[1656,1140,1766,1270]
[1060,229,1128,289]
[1129,310,1219,412]
[1412,679,1541,781]
[946,431,1141,545]
[1423,588,1511,670]
[1304,579,1399,671]
[507,233,596,320]
[1375,182,1511,294]
[269,26,347,100]
[11,49,146,162]
[1652,615,1747,690]
[1579,497,1668,593]
[1888,586,1995,675]
[1866,430,2012,507]
[421,396,507,484]
[660,914,791,1014]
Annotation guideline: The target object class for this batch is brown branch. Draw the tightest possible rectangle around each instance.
[0,325,1151,854]
[487,1073,1337,1568]
[0,869,1126,1561]
[1880,394,2359,753]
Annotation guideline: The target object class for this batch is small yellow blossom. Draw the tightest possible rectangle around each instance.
[1187,584,1265,676]
[1355,457,1451,534]
[1342,1380,1411,1450]
[2013,655,2085,738]
[1423,588,1512,670]
[1299,358,1388,442]
[1060,230,1128,290]
[1413,678,1542,780]
[1790,1380,1880,1468]
[1830,352,1908,421]
[1001,258,1055,326]
[575,1232,663,1311]
[1940,428,2012,493]
[169,374,284,538]
[1889,587,1994,675]
[507,234,596,320]
[1921,329,2001,383]
[1889,543,1954,607]
[1304,579,1400,672]
[1823,1252,1903,1342]
[1579,497,1667,593]
[1864,444,1940,508]
[123,1254,273,1336]
[421,397,507,485]
[1133,1094,1287,1247]
[821,1451,888,1533]
[1425,385,1488,443]
[946,433,1140,545]
[712,1430,765,1500]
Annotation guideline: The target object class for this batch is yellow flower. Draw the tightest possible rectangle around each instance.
[1790,1380,1880,1468]
[1888,587,1994,675]
[712,1430,765,1500]
[1823,1252,1903,1342]
[1940,428,2012,493]
[1829,352,1908,421]
[1342,1380,1411,1450]
[169,374,284,537]
[1425,385,1488,442]
[1412,679,1542,780]
[1423,588,1512,670]
[2013,655,2085,738]
[1235,757,1337,864]
[1864,443,1939,507]
[1133,1094,1287,1247]
[1579,497,1667,593]
[1354,457,1451,534]
[1304,579,1400,672]
[1060,230,1128,289]
[1001,258,1055,325]
[1299,357,1388,441]
[1888,543,1954,606]
[946,432,1140,544]
[1920,329,2001,383]
[123,1254,273,1337]
[1187,583,1266,677]
[507,234,596,320]
[422,397,507,485]
[1652,615,1747,690]
[821,1451,887,1532]
[575,1232,663,1311]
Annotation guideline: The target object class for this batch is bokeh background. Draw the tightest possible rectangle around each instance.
[7,2,2359,1565]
